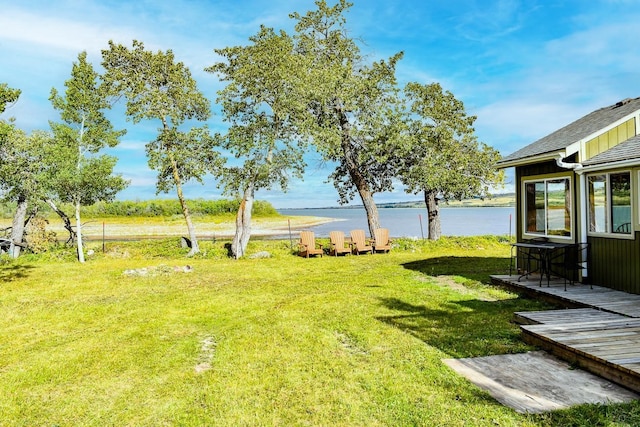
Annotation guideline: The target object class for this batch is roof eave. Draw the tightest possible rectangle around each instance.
[578,158,640,174]
[496,151,566,169]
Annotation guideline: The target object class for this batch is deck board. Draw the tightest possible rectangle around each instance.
[492,274,640,393]
[443,351,638,414]
[492,274,640,317]
[514,308,627,325]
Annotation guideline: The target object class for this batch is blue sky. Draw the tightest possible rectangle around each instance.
[1,0,639,208]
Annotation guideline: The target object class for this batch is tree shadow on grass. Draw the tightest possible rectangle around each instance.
[377,296,538,359]
[376,256,549,358]
[402,256,511,284]
[0,263,35,283]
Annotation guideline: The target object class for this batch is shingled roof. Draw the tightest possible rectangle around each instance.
[498,97,640,166]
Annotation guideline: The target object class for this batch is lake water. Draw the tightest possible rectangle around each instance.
[278,207,515,238]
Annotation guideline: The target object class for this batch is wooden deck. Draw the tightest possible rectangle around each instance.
[491,274,640,393]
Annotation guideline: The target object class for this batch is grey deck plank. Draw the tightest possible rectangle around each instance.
[492,274,640,392]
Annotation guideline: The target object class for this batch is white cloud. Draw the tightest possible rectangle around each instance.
[0,8,138,58]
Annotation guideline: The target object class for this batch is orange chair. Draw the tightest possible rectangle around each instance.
[298,231,324,258]
[372,228,392,253]
[329,231,351,256]
[349,229,373,255]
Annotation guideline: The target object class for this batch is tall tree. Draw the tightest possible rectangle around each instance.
[291,0,403,237]
[0,128,51,258]
[101,40,221,256]
[0,84,30,258]
[398,82,504,240]
[49,51,128,262]
[207,26,307,258]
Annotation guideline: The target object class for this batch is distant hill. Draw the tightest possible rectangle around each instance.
[329,193,516,209]
[390,193,515,208]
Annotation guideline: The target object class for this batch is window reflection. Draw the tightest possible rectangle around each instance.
[588,172,631,235]
[524,177,571,237]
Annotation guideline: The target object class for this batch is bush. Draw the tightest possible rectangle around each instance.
[81,199,280,217]
[0,199,281,219]
[25,216,58,254]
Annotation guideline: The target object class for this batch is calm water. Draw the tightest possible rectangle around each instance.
[278,207,515,238]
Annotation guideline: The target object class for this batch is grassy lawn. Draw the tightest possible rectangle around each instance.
[1,236,639,426]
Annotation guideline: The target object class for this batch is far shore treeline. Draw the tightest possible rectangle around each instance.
[0,199,279,220]
[0,193,516,220]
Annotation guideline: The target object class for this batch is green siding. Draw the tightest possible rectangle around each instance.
[587,234,640,294]
[517,161,566,178]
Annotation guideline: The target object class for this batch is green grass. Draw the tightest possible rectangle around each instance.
[1,236,639,426]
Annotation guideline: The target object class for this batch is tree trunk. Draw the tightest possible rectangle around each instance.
[425,189,441,240]
[9,195,28,258]
[169,155,199,256]
[75,200,85,263]
[338,110,381,237]
[358,188,380,238]
[231,183,255,259]
[45,198,76,243]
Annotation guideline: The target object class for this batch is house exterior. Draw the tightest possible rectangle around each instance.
[498,97,640,294]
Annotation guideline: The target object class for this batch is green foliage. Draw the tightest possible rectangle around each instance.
[86,199,277,217]
[0,83,20,148]
[48,51,129,262]
[208,25,307,196]
[24,217,58,254]
[0,198,280,219]
[291,0,403,208]
[101,40,220,195]
[48,52,128,205]
[0,128,53,203]
[101,40,223,254]
[207,24,311,257]
[398,82,504,202]
[0,201,14,218]
[0,83,20,115]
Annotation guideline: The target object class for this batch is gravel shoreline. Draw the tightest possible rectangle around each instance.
[1,215,337,240]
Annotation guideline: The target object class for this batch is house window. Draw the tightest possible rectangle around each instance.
[588,172,631,235]
[524,177,572,237]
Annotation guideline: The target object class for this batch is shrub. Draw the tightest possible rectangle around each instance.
[24,216,58,254]
[0,199,281,219]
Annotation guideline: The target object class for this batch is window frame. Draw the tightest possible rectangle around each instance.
[587,170,633,239]
[521,175,573,240]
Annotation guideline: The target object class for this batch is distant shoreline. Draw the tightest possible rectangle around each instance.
[0,215,337,240]
[279,195,516,210]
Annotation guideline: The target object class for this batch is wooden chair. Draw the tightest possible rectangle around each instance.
[298,231,323,258]
[349,229,373,255]
[372,228,392,253]
[329,231,351,256]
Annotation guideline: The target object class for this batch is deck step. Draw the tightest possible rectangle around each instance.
[514,308,629,325]
[492,275,640,393]
[520,318,640,393]
[492,274,640,317]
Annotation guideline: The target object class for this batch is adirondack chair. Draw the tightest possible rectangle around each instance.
[372,228,392,253]
[329,231,351,256]
[349,229,373,255]
[298,231,324,258]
